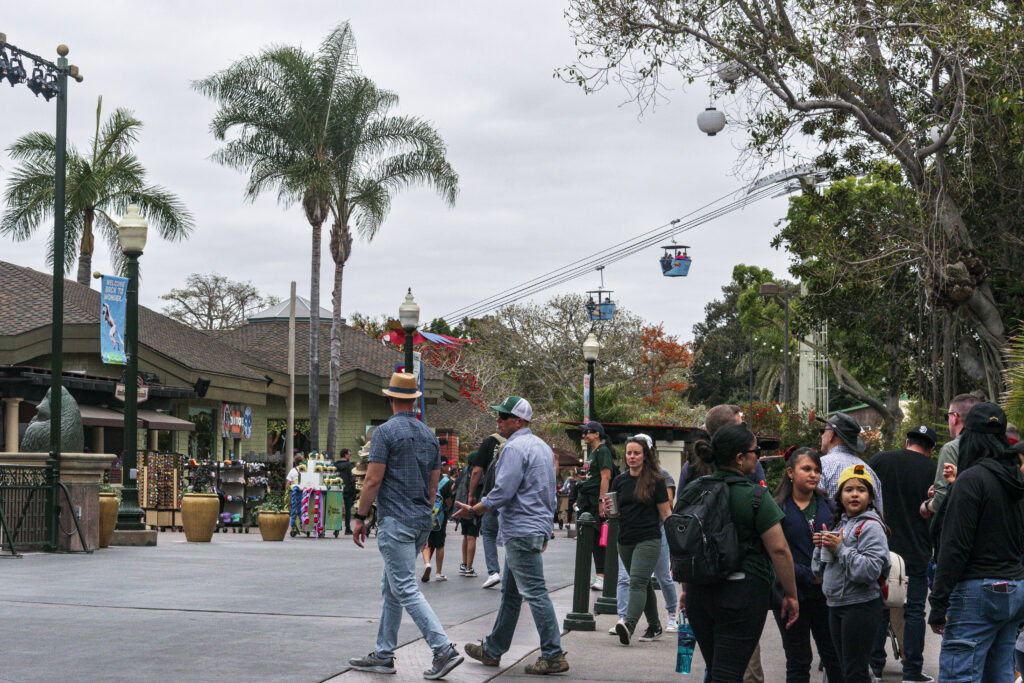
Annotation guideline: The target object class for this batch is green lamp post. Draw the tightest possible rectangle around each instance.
[398,288,420,375]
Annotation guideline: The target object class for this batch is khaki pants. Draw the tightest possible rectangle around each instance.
[742,643,764,683]
[888,606,906,654]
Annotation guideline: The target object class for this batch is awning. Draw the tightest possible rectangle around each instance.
[136,409,196,432]
[79,405,142,429]
[553,448,583,468]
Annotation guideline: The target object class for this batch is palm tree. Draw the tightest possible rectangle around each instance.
[193,23,358,454]
[323,76,458,458]
[2,96,194,284]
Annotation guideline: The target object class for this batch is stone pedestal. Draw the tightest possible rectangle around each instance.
[110,529,157,546]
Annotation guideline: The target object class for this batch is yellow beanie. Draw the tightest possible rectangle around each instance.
[836,463,874,493]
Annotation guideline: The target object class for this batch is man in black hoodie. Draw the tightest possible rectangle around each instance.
[928,402,1024,683]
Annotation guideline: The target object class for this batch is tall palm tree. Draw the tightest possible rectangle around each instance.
[193,23,358,454]
[2,96,194,284]
[323,76,458,458]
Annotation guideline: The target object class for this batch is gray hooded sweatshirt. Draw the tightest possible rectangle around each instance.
[812,508,890,607]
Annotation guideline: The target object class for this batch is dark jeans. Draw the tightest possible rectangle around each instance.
[773,594,843,683]
[686,576,769,683]
[577,488,604,574]
[343,491,356,531]
[830,598,884,683]
[871,569,928,677]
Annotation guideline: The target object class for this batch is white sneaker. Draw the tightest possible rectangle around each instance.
[590,576,604,591]
[482,572,501,589]
[666,613,678,632]
[608,625,619,635]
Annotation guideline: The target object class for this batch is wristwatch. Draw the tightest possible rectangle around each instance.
[354,512,367,521]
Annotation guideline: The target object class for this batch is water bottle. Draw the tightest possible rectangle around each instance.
[676,615,696,674]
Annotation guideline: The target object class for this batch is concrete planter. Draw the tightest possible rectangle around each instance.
[257,511,290,541]
[98,493,119,548]
[181,493,219,542]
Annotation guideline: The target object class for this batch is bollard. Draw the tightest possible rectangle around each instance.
[594,516,619,614]
[563,512,597,632]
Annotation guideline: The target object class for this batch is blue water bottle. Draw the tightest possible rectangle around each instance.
[676,615,695,674]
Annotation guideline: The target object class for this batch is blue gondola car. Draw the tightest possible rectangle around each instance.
[585,290,616,321]
[660,245,692,277]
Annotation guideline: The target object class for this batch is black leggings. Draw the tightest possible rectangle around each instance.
[830,597,884,683]
[686,576,769,683]
[774,594,843,683]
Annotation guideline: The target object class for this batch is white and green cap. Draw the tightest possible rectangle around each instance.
[490,396,533,421]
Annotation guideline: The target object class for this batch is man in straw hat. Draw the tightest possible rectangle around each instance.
[349,372,464,679]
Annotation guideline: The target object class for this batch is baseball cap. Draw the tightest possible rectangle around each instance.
[837,463,875,493]
[906,424,938,447]
[490,396,533,421]
[963,402,1006,435]
[580,420,607,437]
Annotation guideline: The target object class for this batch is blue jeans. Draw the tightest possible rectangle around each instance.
[617,529,678,619]
[481,509,501,576]
[289,487,301,527]
[939,578,1024,683]
[374,516,451,659]
[482,535,562,660]
[871,570,928,676]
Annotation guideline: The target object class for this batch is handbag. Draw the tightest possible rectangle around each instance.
[598,521,609,548]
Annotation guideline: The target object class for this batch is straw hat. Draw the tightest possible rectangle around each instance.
[382,372,422,399]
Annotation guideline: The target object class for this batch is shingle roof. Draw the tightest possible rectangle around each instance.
[0,260,265,380]
[247,296,331,322]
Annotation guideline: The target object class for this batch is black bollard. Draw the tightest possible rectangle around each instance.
[564,512,597,631]
[594,516,619,614]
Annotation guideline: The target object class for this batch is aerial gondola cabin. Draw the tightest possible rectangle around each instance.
[585,290,616,321]
[660,245,692,277]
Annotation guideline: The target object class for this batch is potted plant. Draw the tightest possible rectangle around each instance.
[98,482,120,548]
[181,460,219,542]
[256,493,289,541]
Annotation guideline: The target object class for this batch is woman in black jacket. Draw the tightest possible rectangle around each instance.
[771,447,844,683]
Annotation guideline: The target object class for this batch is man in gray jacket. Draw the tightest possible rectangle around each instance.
[455,396,569,676]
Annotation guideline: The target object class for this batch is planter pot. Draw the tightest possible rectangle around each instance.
[98,493,119,548]
[257,511,290,541]
[181,493,219,542]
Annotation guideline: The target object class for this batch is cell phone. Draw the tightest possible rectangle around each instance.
[992,581,1009,593]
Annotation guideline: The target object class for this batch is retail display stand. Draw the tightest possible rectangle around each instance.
[213,460,268,532]
[139,452,184,530]
[290,455,346,538]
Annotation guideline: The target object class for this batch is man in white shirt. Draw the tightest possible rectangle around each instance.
[287,453,305,531]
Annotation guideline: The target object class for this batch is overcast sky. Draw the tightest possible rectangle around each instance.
[1,1,795,342]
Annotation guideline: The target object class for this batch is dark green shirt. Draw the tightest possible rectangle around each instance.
[710,469,785,583]
[580,443,615,490]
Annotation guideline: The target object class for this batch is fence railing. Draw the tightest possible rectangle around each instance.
[0,464,89,557]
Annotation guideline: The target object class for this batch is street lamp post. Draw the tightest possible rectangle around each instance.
[759,281,791,405]
[116,205,148,531]
[0,34,83,549]
[582,332,599,421]
[398,288,420,376]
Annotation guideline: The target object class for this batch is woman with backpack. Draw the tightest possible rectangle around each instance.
[772,447,844,683]
[676,423,800,682]
[812,463,890,683]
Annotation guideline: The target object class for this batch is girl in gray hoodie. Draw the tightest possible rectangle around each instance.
[812,463,891,683]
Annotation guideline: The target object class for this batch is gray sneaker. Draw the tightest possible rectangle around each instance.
[424,644,464,680]
[349,651,395,674]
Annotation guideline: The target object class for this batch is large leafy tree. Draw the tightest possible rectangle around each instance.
[563,1,1022,392]
[160,272,280,330]
[2,96,194,284]
[322,75,458,458]
[194,23,358,453]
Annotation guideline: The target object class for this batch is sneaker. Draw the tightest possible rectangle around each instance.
[638,625,664,642]
[524,651,569,675]
[590,576,604,591]
[459,563,468,575]
[349,651,396,675]
[902,675,934,683]
[464,641,500,667]
[435,574,447,581]
[424,644,464,680]
[463,567,478,578]
[482,572,501,589]
[666,614,678,632]
[614,618,631,646]
[421,566,432,583]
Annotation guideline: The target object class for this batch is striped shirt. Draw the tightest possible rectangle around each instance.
[820,444,884,514]
[368,411,442,530]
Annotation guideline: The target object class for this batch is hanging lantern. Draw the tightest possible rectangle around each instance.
[697,107,726,136]
[717,60,743,83]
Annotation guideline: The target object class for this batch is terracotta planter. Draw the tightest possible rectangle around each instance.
[181,493,219,542]
[98,493,119,548]
[257,511,290,541]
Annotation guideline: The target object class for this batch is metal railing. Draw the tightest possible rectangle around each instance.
[0,464,89,557]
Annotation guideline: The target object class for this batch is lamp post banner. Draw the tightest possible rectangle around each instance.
[583,374,591,422]
[100,275,128,365]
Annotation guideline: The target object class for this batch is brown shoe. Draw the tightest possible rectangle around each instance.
[524,652,569,675]
[464,641,500,667]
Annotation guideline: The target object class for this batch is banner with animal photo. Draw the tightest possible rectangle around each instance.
[100,275,128,364]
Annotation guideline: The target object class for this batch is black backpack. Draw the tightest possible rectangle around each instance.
[449,464,473,517]
[665,473,764,585]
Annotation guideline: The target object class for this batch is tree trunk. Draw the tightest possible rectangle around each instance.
[931,304,940,420]
[304,194,329,455]
[76,210,95,286]
[327,217,353,461]
[943,312,953,409]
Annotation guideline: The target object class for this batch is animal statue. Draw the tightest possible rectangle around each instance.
[20,386,85,453]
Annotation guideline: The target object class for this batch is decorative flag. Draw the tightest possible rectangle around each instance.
[100,275,128,365]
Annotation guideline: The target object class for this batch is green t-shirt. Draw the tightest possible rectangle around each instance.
[580,443,615,490]
[710,469,785,583]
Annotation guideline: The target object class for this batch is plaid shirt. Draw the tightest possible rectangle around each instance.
[369,411,442,530]
[820,444,884,514]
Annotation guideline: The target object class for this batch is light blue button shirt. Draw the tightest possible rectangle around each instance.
[481,427,556,546]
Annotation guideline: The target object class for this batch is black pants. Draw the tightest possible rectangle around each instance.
[830,597,883,683]
[686,576,769,683]
[774,594,843,683]
[577,488,604,574]
[342,491,356,531]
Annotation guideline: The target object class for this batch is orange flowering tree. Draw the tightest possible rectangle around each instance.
[639,324,694,408]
